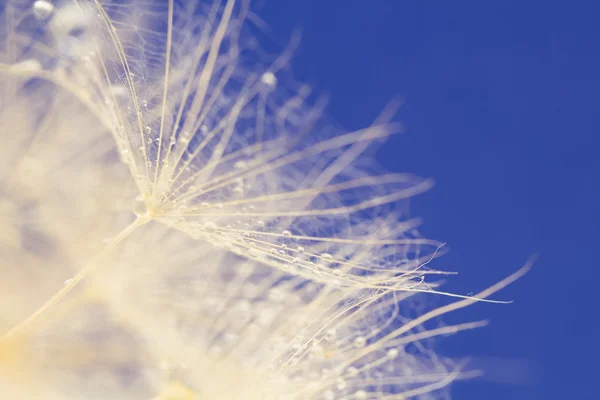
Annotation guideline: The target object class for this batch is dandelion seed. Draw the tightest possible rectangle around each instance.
[88,226,520,400]
[0,0,531,399]
[14,0,439,288]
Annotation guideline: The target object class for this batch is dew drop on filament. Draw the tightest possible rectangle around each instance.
[133,195,147,217]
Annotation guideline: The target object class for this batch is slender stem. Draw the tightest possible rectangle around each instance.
[1,216,150,339]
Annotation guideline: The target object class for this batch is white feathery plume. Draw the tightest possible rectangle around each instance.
[0,1,530,399]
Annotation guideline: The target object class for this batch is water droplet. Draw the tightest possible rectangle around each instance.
[133,195,147,217]
[387,348,398,359]
[260,71,277,89]
[179,131,191,144]
[33,1,54,20]
[355,390,367,400]
[321,253,333,262]
[325,328,337,342]
[234,160,248,169]
[144,126,152,134]
[353,336,366,348]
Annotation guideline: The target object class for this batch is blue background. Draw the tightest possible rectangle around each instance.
[259,1,599,399]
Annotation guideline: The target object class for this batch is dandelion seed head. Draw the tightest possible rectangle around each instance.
[82,226,470,400]
[0,0,529,398]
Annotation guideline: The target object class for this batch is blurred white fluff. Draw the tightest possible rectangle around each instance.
[0,1,529,399]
